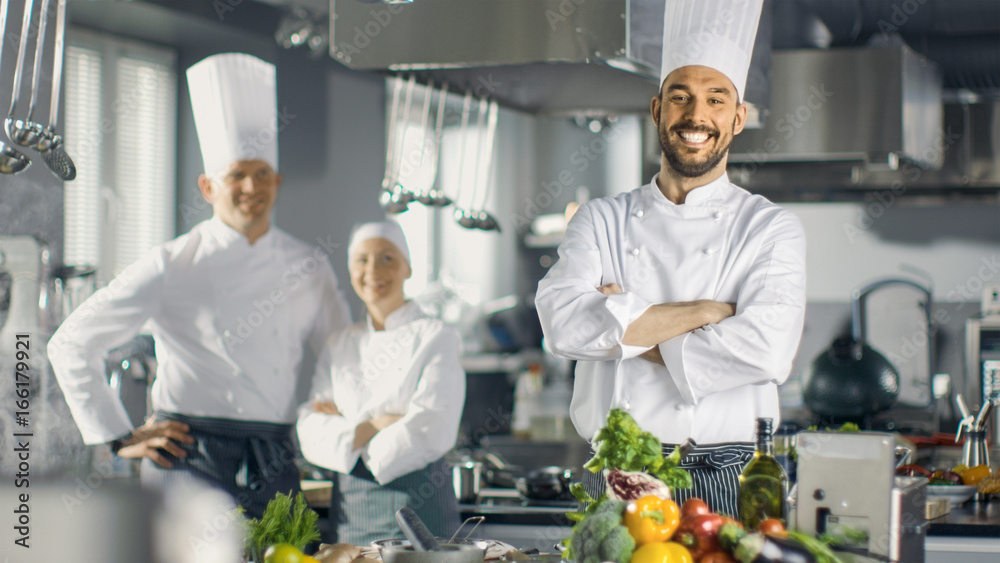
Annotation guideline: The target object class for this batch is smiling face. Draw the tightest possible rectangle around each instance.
[349,237,411,313]
[651,65,747,181]
[198,159,281,243]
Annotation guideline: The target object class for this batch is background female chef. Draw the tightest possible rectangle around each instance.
[297,221,465,545]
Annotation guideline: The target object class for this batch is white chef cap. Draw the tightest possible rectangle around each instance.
[660,0,764,102]
[348,221,411,265]
[187,53,278,177]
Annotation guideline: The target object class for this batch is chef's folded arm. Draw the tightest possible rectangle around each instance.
[296,406,361,475]
[365,332,466,484]
[536,205,655,362]
[297,329,466,485]
[660,215,808,405]
[47,251,166,445]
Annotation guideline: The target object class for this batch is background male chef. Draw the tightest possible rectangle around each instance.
[48,53,351,518]
[535,0,807,516]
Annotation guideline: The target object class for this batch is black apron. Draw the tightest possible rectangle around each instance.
[582,441,754,518]
[140,411,301,520]
[329,457,459,546]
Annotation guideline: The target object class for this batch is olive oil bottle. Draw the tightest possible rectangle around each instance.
[739,417,788,529]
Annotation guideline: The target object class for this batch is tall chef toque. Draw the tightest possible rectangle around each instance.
[660,0,764,102]
[187,53,278,177]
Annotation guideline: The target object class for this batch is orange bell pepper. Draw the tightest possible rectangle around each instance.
[630,541,694,563]
[624,494,681,545]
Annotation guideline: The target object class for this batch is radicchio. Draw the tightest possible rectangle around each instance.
[604,468,671,501]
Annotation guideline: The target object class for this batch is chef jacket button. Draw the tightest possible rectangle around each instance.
[631,248,640,257]
[703,247,717,255]
[237,407,244,414]
[674,403,685,411]
[635,209,644,218]
[622,401,631,409]
[714,211,723,220]
[223,329,231,338]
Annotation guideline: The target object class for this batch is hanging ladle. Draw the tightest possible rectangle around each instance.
[414,82,452,207]
[0,0,32,174]
[379,75,408,213]
[33,0,75,181]
[380,75,417,214]
[6,0,48,149]
[470,98,501,233]
[453,91,481,229]
[389,73,419,210]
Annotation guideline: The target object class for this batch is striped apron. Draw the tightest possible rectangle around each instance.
[329,457,460,546]
[140,411,301,520]
[582,442,754,518]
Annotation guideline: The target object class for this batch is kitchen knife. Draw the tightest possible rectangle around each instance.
[395,507,441,552]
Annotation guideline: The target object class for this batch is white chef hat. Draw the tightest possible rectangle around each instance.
[348,221,411,265]
[660,0,764,102]
[187,53,278,177]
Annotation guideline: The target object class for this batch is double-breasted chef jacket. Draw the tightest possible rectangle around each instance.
[48,216,352,444]
[535,173,807,445]
[297,301,466,485]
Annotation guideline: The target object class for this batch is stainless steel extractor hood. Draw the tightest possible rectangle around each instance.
[728,45,944,169]
[328,0,771,117]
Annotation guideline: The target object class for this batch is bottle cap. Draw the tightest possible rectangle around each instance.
[756,417,774,434]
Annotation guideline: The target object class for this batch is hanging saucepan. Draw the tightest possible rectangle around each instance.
[804,278,932,421]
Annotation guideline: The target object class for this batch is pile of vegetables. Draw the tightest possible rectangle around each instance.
[563,409,851,562]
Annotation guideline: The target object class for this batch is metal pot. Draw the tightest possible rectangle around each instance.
[451,460,483,504]
[804,278,932,421]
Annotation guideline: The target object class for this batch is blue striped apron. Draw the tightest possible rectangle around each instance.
[582,442,754,518]
[140,411,301,520]
[330,457,460,546]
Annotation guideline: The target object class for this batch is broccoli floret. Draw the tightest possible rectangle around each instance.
[569,503,634,563]
[598,524,636,563]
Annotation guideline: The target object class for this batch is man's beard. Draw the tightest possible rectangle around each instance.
[658,119,734,178]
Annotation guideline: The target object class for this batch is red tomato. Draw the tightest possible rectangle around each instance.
[681,498,711,520]
[757,517,787,537]
[700,551,737,563]
[674,513,724,560]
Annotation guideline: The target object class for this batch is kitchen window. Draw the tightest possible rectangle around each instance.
[62,29,177,284]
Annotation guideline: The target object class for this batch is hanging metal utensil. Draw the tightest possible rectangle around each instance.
[379,75,408,213]
[386,73,417,212]
[453,91,480,229]
[462,95,489,228]
[18,0,53,148]
[0,0,32,174]
[415,82,452,207]
[6,0,46,147]
[34,0,75,180]
[472,98,501,232]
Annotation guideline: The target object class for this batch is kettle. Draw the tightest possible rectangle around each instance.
[804,278,932,421]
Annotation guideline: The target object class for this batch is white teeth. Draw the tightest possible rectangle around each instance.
[680,131,709,143]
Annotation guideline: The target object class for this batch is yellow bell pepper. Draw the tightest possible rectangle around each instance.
[961,464,992,486]
[624,494,681,545]
[630,541,694,563]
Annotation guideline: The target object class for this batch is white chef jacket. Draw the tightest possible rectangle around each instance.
[535,173,806,445]
[296,301,465,485]
[47,216,351,444]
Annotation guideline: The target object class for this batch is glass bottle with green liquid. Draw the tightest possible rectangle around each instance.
[739,417,788,529]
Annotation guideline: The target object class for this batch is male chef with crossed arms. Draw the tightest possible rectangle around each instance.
[535,0,807,516]
[48,53,351,519]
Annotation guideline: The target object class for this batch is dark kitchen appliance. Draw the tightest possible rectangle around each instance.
[804,278,933,423]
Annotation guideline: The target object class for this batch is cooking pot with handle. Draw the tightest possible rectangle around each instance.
[804,278,932,421]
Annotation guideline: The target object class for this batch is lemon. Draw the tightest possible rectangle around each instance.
[264,543,304,563]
